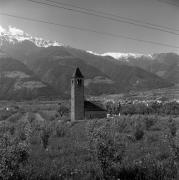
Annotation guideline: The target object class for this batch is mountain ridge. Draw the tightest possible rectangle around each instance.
[99,52,179,84]
[0,56,57,100]
[0,25,175,99]
[0,26,63,48]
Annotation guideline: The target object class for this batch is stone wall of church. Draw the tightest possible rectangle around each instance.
[71,78,84,121]
[85,111,107,119]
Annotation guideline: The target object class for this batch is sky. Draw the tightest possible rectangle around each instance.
[0,0,179,54]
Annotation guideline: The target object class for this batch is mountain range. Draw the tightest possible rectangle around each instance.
[0,26,177,100]
[101,52,179,84]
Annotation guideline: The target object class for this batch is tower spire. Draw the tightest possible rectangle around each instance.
[72,67,84,78]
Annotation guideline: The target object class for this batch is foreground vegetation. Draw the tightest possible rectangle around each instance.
[0,102,179,179]
[106,101,179,116]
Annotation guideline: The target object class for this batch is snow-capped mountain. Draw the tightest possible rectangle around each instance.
[87,50,153,60]
[0,25,155,60]
[87,50,179,84]
[0,25,176,100]
[101,52,153,60]
[0,25,63,48]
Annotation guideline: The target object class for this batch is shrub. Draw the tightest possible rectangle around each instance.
[55,123,68,137]
[16,121,31,142]
[9,125,15,135]
[6,112,23,123]
[28,112,35,123]
[120,101,179,116]
[0,110,15,121]
[40,126,51,149]
[145,116,156,130]
[86,119,178,180]
[18,130,27,141]
[146,133,159,143]
[115,157,177,180]
[134,125,144,141]
[0,133,30,180]
[168,118,177,137]
[90,122,125,179]
[57,105,69,118]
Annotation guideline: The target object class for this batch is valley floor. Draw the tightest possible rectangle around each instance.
[91,84,179,103]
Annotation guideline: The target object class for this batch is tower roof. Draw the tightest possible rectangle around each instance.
[72,67,84,78]
[84,101,106,112]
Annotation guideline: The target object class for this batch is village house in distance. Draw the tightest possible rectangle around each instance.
[71,67,107,121]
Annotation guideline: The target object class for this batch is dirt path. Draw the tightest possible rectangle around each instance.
[19,112,29,122]
[35,113,45,122]
[19,112,46,123]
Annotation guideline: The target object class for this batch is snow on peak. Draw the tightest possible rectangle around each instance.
[102,52,152,59]
[87,51,102,56]
[9,26,24,36]
[87,50,153,60]
[0,26,5,34]
[0,25,63,47]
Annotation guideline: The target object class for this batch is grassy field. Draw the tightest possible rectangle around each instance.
[0,101,179,179]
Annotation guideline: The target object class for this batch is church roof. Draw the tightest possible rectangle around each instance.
[84,101,106,112]
[72,67,84,78]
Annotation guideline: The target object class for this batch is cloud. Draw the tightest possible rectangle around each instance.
[8,26,24,35]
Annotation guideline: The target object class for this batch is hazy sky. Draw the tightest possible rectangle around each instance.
[0,0,179,54]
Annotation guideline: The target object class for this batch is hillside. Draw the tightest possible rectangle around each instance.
[28,56,117,96]
[0,57,56,100]
[0,27,175,98]
[1,44,173,95]
[103,52,179,84]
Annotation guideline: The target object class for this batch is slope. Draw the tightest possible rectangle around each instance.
[0,56,56,100]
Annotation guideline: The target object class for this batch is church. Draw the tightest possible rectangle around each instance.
[71,67,107,121]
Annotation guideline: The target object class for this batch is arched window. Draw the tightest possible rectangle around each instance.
[77,79,82,85]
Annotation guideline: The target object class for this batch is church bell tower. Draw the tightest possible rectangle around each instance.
[71,67,84,121]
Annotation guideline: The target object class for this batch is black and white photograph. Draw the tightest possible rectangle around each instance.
[0,0,179,179]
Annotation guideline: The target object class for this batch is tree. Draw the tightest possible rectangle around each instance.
[57,105,69,117]
[105,101,113,115]
[40,126,51,149]
[0,133,29,179]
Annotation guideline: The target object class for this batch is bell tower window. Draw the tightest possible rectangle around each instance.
[77,79,82,85]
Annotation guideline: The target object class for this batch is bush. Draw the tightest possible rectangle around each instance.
[55,123,68,137]
[86,118,177,180]
[9,125,15,135]
[89,122,125,179]
[1,112,178,179]
[16,122,29,141]
[146,133,159,143]
[134,125,144,141]
[40,126,51,149]
[28,112,35,123]
[145,116,156,130]
[0,133,30,180]
[57,105,69,118]
[0,110,15,121]
[6,112,23,123]
[120,101,179,116]
[114,157,177,180]
[168,118,177,137]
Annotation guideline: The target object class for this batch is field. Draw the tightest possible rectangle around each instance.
[0,101,179,180]
[91,84,179,102]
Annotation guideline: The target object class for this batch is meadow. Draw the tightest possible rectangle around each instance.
[0,101,179,180]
